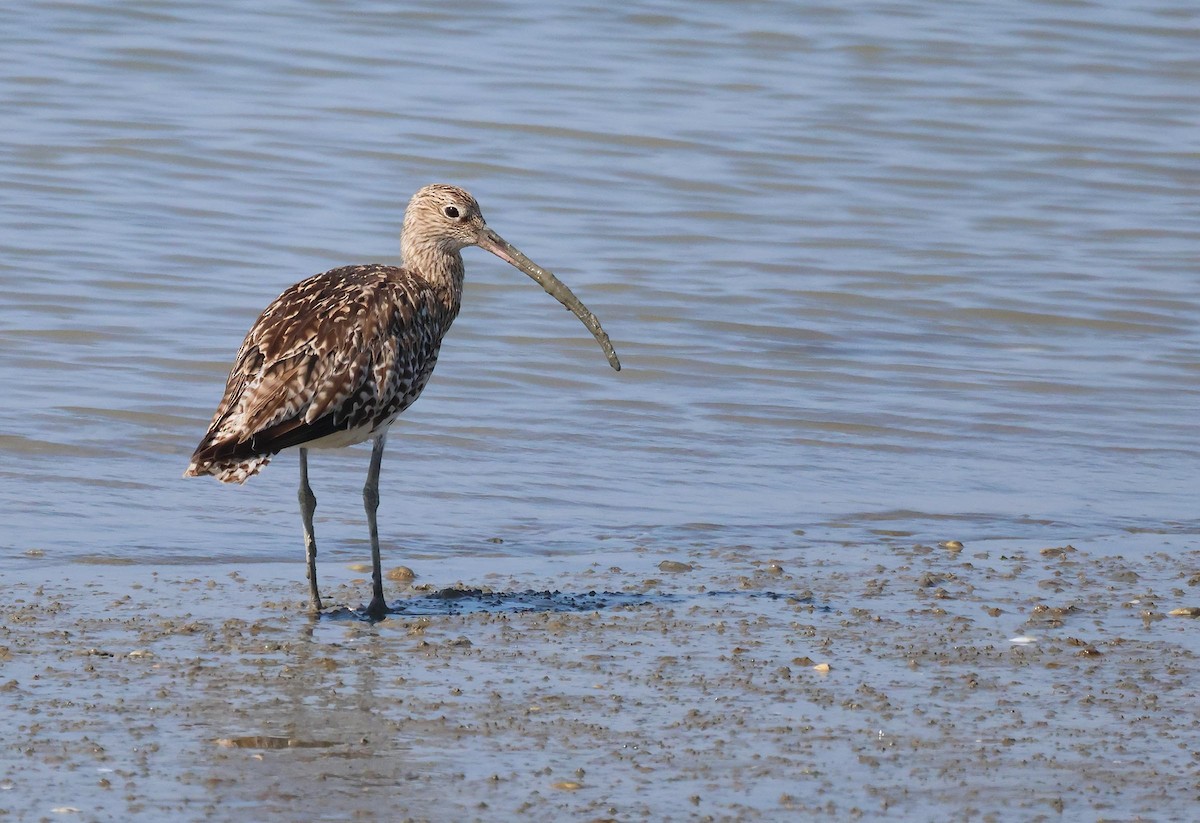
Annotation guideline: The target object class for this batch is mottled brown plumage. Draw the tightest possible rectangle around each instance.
[184,184,620,619]
[185,264,459,482]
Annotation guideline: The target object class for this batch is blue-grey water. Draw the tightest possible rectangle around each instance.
[1,1,1197,566]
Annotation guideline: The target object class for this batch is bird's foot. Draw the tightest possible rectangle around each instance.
[363,596,390,622]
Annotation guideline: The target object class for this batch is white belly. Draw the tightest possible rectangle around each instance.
[302,421,389,450]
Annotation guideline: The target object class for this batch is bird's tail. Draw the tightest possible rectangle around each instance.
[184,443,272,484]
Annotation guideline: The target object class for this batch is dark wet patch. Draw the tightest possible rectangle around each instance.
[324,587,819,620]
[400,588,677,616]
[399,587,823,617]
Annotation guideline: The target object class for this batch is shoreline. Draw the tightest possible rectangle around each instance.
[2,534,1197,819]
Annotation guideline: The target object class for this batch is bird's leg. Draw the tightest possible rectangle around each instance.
[363,433,388,620]
[298,447,322,614]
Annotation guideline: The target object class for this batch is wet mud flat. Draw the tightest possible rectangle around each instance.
[2,533,1198,821]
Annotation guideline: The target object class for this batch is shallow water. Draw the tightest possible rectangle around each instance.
[1,1,1198,817]
[2,2,1197,566]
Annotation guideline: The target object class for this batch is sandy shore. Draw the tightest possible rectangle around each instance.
[2,533,1198,821]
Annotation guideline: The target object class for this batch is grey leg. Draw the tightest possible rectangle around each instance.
[298,447,322,613]
[363,433,388,619]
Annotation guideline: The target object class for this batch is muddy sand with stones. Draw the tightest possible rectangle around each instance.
[2,531,1198,821]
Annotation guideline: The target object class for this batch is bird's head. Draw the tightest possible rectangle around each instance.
[401,184,490,256]
[400,183,621,371]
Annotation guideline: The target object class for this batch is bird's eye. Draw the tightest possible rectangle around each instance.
[443,205,461,219]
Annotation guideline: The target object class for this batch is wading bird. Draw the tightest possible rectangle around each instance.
[185,184,620,619]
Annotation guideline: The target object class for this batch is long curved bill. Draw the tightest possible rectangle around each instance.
[477,227,622,371]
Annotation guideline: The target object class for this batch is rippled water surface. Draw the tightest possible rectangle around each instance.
[1,1,1197,568]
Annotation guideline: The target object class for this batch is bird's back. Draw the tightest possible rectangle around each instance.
[185,264,461,483]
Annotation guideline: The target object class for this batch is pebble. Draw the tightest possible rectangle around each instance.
[386,566,416,582]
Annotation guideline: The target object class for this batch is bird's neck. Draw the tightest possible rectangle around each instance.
[401,238,466,299]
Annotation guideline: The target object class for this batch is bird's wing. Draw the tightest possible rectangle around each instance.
[191,265,419,463]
